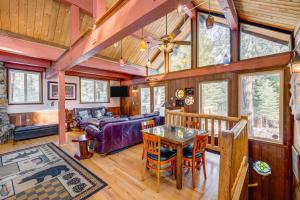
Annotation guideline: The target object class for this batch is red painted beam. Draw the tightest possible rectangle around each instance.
[59,0,93,16]
[81,57,146,77]
[4,63,46,72]
[0,34,64,60]
[47,0,185,78]
[93,0,106,23]
[69,65,132,79]
[0,51,51,67]
[70,5,81,44]
[121,52,292,85]
[217,0,238,30]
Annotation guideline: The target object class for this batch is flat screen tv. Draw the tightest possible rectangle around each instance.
[110,86,129,97]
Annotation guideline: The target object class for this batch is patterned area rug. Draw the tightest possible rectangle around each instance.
[0,143,107,200]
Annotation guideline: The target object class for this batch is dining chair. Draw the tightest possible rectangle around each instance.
[141,120,156,160]
[141,133,177,193]
[182,133,208,188]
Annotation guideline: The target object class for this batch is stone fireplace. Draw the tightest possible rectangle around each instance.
[0,62,14,143]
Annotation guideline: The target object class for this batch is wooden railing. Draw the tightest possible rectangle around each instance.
[165,110,248,199]
[218,116,248,200]
[165,110,240,152]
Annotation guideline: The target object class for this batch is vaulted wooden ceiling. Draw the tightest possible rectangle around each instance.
[193,0,300,31]
[0,0,299,70]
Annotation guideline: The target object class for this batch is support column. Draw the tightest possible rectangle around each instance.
[232,29,239,62]
[70,5,80,44]
[93,0,106,24]
[191,10,198,68]
[58,71,66,145]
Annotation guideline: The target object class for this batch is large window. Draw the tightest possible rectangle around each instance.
[148,62,165,76]
[239,71,283,143]
[200,81,228,116]
[8,69,42,104]
[140,87,151,114]
[240,24,291,60]
[198,14,231,67]
[169,43,192,72]
[80,78,109,103]
[153,86,165,116]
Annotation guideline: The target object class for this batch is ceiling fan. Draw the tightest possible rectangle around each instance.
[149,14,191,53]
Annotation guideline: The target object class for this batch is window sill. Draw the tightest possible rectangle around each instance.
[248,137,285,147]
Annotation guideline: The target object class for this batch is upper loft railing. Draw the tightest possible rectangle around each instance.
[165,110,248,200]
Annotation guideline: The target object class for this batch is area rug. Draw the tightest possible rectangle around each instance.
[0,143,107,200]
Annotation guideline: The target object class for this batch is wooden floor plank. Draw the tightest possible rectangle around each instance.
[0,131,219,200]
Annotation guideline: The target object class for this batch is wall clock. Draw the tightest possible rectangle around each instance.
[175,89,185,99]
[185,96,194,106]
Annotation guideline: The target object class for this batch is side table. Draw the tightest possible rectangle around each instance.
[72,134,93,160]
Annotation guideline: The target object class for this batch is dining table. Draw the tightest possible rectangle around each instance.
[141,124,206,189]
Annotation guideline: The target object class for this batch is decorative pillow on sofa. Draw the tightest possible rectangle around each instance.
[93,110,103,119]
[99,118,129,128]
[78,110,91,120]
[128,115,145,120]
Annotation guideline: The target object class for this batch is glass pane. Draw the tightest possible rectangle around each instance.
[201,81,228,116]
[9,70,25,103]
[81,79,95,102]
[240,24,290,60]
[240,72,281,142]
[169,43,191,72]
[26,72,41,103]
[148,63,165,76]
[95,80,108,102]
[198,14,231,67]
[153,86,165,116]
[141,87,151,114]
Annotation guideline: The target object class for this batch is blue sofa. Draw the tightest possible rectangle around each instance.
[75,106,113,130]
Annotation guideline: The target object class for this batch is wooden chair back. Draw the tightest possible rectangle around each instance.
[143,134,161,159]
[193,134,208,156]
[141,120,155,130]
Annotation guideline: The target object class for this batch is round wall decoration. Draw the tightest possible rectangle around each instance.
[185,96,195,106]
[175,89,185,99]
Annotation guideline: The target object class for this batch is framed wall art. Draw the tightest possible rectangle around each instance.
[48,81,77,100]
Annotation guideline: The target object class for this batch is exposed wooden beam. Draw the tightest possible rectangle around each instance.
[217,0,238,30]
[81,57,146,77]
[0,51,51,67]
[70,5,81,44]
[93,0,106,23]
[0,34,145,76]
[121,52,291,85]
[47,0,185,78]
[69,65,132,80]
[0,34,65,60]
[4,63,46,72]
[59,0,93,16]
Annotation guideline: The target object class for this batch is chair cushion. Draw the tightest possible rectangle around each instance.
[183,145,202,159]
[147,148,176,161]
[99,117,128,128]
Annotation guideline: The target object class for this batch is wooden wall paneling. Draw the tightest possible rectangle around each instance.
[107,106,121,116]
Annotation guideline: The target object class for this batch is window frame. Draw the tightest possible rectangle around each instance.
[79,77,110,104]
[199,79,229,116]
[8,69,43,105]
[197,12,232,67]
[239,21,292,61]
[238,70,284,144]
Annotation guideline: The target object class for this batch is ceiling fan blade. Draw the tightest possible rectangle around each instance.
[172,41,191,45]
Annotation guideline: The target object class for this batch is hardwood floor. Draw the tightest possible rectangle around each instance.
[0,131,220,200]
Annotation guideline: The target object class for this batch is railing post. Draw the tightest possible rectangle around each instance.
[218,130,234,200]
